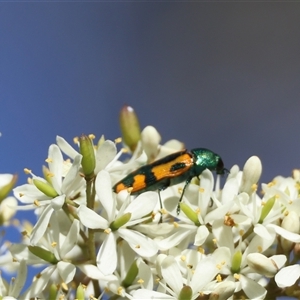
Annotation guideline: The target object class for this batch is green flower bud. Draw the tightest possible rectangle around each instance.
[33,179,58,198]
[178,285,192,300]
[259,196,276,223]
[110,212,131,231]
[122,259,138,288]
[0,174,18,203]
[28,246,58,264]
[180,203,200,226]
[231,250,242,273]
[76,283,85,300]
[49,284,58,300]
[119,105,141,152]
[79,135,96,177]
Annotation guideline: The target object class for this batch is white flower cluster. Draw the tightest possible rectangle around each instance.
[1,127,300,300]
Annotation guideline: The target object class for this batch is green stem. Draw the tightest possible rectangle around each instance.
[86,177,96,262]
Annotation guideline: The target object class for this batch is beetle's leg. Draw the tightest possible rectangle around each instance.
[177,180,190,215]
[158,189,163,211]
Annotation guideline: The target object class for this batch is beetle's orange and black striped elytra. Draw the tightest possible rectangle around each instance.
[113,148,228,213]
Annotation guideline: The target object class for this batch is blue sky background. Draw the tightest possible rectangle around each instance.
[0,3,299,297]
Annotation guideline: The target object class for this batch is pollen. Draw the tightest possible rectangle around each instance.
[257,245,263,253]
[180,255,186,262]
[115,137,122,144]
[199,187,205,193]
[267,181,276,187]
[117,287,123,295]
[251,183,258,192]
[45,157,52,163]
[197,246,205,254]
[234,273,240,280]
[239,229,244,236]
[104,228,111,234]
[224,215,235,227]
[127,187,133,193]
[160,208,167,215]
[73,136,79,144]
[24,168,32,174]
[212,238,217,245]
[216,274,222,282]
[34,199,40,206]
[178,187,183,195]
[88,134,95,140]
[173,222,179,228]
[19,193,24,197]
[195,207,201,214]
[216,264,222,270]
[46,172,54,178]
[61,282,68,292]
[135,244,141,249]
[122,147,129,153]
[137,278,144,284]
[51,242,57,248]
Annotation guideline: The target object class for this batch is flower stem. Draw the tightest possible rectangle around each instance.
[86,176,96,262]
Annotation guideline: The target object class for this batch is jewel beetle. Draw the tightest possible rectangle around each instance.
[113,148,228,214]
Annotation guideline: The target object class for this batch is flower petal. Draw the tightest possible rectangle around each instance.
[77,205,109,229]
[30,205,54,245]
[60,219,80,258]
[95,140,117,173]
[97,232,117,275]
[275,265,300,288]
[118,228,158,257]
[95,170,115,222]
[57,261,76,283]
[125,191,158,220]
[161,256,183,295]
[48,144,63,194]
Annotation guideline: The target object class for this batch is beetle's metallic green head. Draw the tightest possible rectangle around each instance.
[191,148,229,175]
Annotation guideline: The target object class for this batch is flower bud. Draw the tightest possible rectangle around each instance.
[28,246,58,264]
[239,156,262,195]
[33,179,58,198]
[76,283,85,300]
[0,197,17,225]
[122,259,138,288]
[281,211,300,253]
[209,281,236,300]
[0,174,18,203]
[110,212,131,231]
[79,135,96,178]
[180,203,200,226]
[259,196,275,223]
[178,285,192,300]
[141,126,161,162]
[119,105,141,152]
[49,284,59,300]
[231,250,242,273]
[247,253,279,277]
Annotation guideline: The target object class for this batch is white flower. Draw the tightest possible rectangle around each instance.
[13,144,83,245]
[0,260,27,299]
[131,254,219,299]
[20,218,80,299]
[77,170,158,275]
